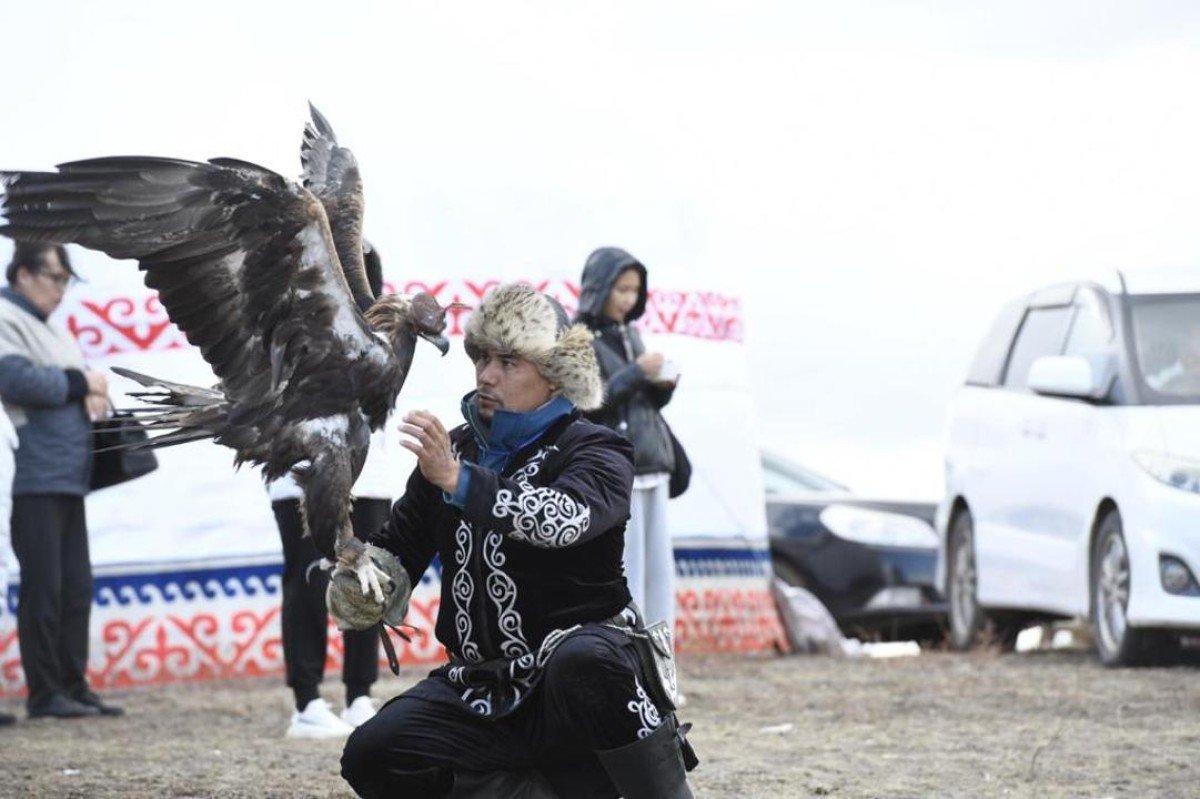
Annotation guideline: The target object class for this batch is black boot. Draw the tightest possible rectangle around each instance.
[448,769,560,798]
[595,722,694,799]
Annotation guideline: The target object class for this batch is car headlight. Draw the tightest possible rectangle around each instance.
[1133,451,1200,494]
[818,504,938,549]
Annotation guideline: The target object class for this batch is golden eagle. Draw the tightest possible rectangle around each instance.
[0,105,450,601]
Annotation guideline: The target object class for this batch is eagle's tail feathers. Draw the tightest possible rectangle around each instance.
[111,366,226,405]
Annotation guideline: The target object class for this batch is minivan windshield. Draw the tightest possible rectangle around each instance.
[1128,293,1200,404]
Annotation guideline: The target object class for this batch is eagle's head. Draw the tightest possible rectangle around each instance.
[365,291,453,356]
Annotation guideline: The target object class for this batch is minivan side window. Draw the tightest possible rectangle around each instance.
[966,300,1026,387]
[1002,306,1074,389]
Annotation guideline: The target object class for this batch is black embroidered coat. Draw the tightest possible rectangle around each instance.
[369,411,635,717]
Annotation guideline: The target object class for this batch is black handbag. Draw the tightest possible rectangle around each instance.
[90,411,159,491]
[666,423,691,499]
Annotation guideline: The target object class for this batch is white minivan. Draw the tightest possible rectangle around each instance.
[937,272,1200,665]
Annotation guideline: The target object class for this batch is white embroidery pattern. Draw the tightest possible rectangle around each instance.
[484,531,532,659]
[492,486,592,548]
[628,677,662,739]
[507,624,583,705]
[451,522,481,663]
[446,624,585,716]
[536,624,582,667]
[467,694,492,716]
[511,445,558,485]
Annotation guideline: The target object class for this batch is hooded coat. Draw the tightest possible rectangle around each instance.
[576,247,676,476]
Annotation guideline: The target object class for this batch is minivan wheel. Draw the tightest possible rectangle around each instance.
[1090,511,1174,666]
[947,511,985,650]
[947,510,1021,651]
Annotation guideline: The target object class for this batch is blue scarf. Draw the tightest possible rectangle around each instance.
[460,391,575,473]
[445,392,576,508]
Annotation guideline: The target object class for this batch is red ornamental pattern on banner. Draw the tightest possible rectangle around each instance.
[0,586,784,697]
[60,278,743,359]
[66,294,191,356]
[0,599,445,696]
[675,586,787,654]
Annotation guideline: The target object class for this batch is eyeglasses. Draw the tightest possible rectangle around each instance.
[36,270,73,288]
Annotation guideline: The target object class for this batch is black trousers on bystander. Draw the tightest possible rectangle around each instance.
[11,494,93,712]
[272,497,385,711]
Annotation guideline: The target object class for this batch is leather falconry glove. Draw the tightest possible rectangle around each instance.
[327,544,412,631]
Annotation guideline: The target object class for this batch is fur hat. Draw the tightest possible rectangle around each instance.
[464,283,603,411]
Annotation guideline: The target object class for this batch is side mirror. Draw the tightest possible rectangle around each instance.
[1028,355,1111,400]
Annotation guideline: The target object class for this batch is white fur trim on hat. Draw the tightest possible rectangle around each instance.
[463,283,603,410]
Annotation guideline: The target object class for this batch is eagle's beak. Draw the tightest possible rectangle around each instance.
[420,332,451,356]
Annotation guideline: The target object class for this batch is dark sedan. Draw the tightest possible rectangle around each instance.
[764,452,947,641]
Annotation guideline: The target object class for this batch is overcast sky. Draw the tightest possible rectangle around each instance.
[4,1,1200,498]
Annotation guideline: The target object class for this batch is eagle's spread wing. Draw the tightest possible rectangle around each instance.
[301,104,375,312]
[0,156,377,408]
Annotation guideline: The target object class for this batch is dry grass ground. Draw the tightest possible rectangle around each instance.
[2,649,1198,798]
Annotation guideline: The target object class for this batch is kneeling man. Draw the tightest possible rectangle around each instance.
[335,283,696,798]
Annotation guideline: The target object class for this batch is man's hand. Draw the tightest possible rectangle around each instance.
[400,410,461,493]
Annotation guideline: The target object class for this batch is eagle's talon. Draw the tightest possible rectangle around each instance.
[339,549,389,604]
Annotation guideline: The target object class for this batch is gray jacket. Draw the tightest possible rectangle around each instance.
[0,288,92,496]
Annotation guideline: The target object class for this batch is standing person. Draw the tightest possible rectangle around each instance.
[0,242,122,719]
[576,247,680,641]
[0,405,17,726]
[336,283,696,798]
[268,249,392,738]
[269,441,389,738]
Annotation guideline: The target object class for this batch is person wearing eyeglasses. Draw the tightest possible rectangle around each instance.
[0,242,121,719]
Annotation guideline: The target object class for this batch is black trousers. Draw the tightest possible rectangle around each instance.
[11,494,93,711]
[341,626,663,799]
[272,498,385,703]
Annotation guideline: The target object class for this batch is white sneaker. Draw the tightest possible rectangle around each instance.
[340,696,377,728]
[286,698,355,739]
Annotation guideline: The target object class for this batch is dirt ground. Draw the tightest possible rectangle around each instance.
[2,647,1198,799]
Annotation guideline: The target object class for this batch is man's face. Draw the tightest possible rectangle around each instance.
[14,250,71,317]
[474,350,555,420]
[603,268,641,322]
